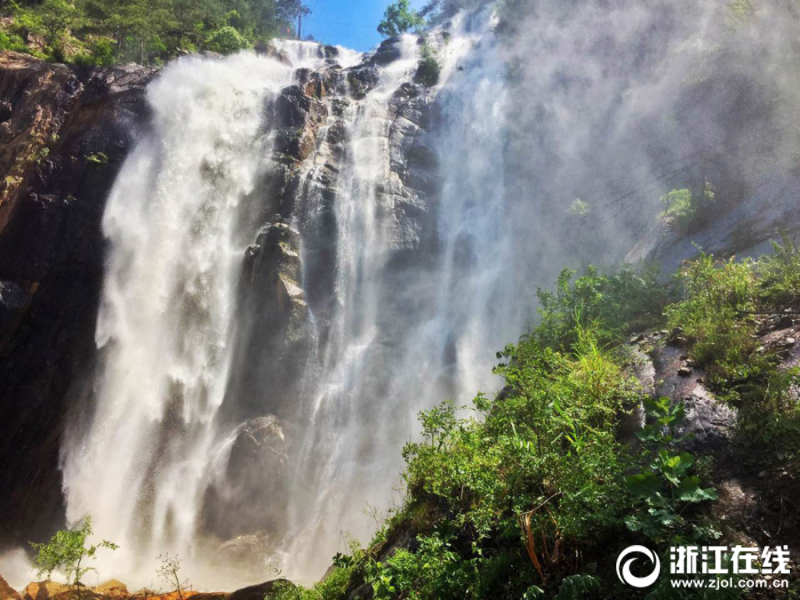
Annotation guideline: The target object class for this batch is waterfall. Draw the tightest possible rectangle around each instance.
[280,11,527,579]
[60,46,334,587]
[61,8,527,587]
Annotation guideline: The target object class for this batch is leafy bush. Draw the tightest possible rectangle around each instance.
[2,0,310,65]
[534,265,672,350]
[0,30,30,53]
[665,252,757,378]
[30,517,118,600]
[203,25,251,54]
[756,234,800,309]
[664,249,800,451]
[72,37,116,67]
[357,317,639,598]
[660,182,716,235]
[625,397,718,544]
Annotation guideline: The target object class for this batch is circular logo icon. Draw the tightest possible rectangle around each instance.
[616,545,661,588]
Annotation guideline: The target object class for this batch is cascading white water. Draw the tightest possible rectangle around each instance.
[61,9,526,586]
[280,13,528,578]
[61,46,334,587]
[281,35,424,577]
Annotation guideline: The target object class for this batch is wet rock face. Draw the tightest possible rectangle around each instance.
[627,174,800,272]
[0,51,154,547]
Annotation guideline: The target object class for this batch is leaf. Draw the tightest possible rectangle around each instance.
[677,476,718,502]
[624,514,645,532]
[625,472,662,497]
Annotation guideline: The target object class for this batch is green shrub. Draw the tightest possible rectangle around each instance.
[29,517,118,600]
[625,397,718,544]
[664,248,800,452]
[0,30,30,53]
[756,233,800,309]
[204,25,250,55]
[659,182,716,235]
[535,265,671,350]
[414,43,440,87]
[665,252,757,378]
[368,319,637,598]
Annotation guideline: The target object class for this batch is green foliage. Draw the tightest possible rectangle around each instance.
[361,316,638,598]
[1,0,311,65]
[659,182,716,235]
[664,247,800,453]
[625,397,718,544]
[757,233,800,309]
[534,265,672,350]
[0,29,29,52]
[414,42,440,87]
[665,252,757,378]
[554,574,600,600]
[378,0,425,38]
[29,517,118,598]
[568,198,591,217]
[204,25,250,54]
[73,37,115,67]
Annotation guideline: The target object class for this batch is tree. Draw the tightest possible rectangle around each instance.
[157,553,190,600]
[378,0,424,38]
[30,517,118,600]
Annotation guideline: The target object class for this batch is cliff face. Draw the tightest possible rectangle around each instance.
[0,42,440,557]
[0,52,154,546]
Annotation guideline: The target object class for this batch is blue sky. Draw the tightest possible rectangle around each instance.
[303,0,428,52]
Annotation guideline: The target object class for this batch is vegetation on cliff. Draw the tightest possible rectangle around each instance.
[0,0,310,65]
[274,241,800,599]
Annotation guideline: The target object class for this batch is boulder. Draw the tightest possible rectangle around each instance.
[91,581,128,599]
[22,582,68,600]
[228,581,294,600]
[369,37,402,66]
[0,575,20,600]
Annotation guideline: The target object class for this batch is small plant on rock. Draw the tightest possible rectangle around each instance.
[625,397,718,543]
[157,553,190,600]
[30,516,118,600]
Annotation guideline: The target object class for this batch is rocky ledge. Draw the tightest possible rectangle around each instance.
[627,313,800,551]
[0,577,296,600]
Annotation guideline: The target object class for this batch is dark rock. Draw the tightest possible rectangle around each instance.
[346,66,379,99]
[651,344,736,452]
[229,580,294,600]
[0,52,153,548]
[322,45,339,59]
[369,37,402,66]
[255,42,292,66]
